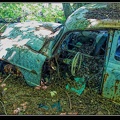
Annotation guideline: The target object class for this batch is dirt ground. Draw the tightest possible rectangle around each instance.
[0,72,120,116]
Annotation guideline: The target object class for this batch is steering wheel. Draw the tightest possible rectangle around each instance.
[71,52,83,76]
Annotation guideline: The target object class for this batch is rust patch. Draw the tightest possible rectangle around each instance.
[114,80,120,94]
[114,85,118,94]
[115,80,120,85]
[109,40,112,42]
[103,73,109,82]
[37,26,53,32]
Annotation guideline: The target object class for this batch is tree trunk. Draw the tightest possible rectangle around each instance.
[72,3,90,11]
[72,3,83,11]
[62,3,73,19]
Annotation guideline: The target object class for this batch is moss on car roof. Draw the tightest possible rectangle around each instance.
[65,3,120,31]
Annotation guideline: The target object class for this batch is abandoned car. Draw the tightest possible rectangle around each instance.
[0,3,120,103]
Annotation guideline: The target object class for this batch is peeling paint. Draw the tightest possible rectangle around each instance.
[0,21,62,86]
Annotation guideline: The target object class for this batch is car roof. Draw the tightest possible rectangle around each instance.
[65,3,120,31]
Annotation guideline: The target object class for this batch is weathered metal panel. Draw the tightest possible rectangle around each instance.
[0,21,62,86]
[102,30,120,103]
[1,21,62,57]
[2,45,46,86]
[102,67,120,102]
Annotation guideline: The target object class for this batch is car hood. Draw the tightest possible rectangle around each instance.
[0,21,62,86]
[0,21,62,59]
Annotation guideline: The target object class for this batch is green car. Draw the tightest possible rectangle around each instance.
[0,3,120,103]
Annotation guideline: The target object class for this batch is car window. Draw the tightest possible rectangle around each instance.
[115,36,120,61]
[60,31,98,54]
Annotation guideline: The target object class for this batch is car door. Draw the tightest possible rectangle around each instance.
[102,30,120,103]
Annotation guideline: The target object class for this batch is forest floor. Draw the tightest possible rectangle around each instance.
[0,73,120,116]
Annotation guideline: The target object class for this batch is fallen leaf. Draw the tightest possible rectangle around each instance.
[0,83,6,87]
[41,85,47,90]
[60,112,66,115]
[13,108,21,115]
[35,86,41,90]
[13,110,19,115]
[40,80,45,86]
[16,108,21,112]
[3,87,7,91]
[0,80,2,83]
[24,102,28,105]
[20,102,28,106]
[50,91,57,97]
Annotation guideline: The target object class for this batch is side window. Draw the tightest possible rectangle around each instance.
[60,31,97,55]
[115,36,120,61]
[60,30,108,57]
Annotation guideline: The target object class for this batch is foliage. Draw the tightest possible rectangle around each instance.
[0,2,90,33]
[71,3,90,11]
[0,3,90,26]
[62,3,90,19]
[0,3,66,24]
[0,3,24,22]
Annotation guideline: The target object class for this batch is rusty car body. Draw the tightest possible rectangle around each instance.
[0,3,120,103]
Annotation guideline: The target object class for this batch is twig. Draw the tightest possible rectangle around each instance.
[0,100,7,115]
[55,57,61,79]
[65,91,72,110]
[2,74,11,84]
[112,101,120,106]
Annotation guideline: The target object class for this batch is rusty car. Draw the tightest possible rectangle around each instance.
[0,3,120,103]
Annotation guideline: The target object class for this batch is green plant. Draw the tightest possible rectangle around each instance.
[0,3,65,23]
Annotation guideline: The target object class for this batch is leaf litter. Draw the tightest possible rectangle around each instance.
[0,72,120,115]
